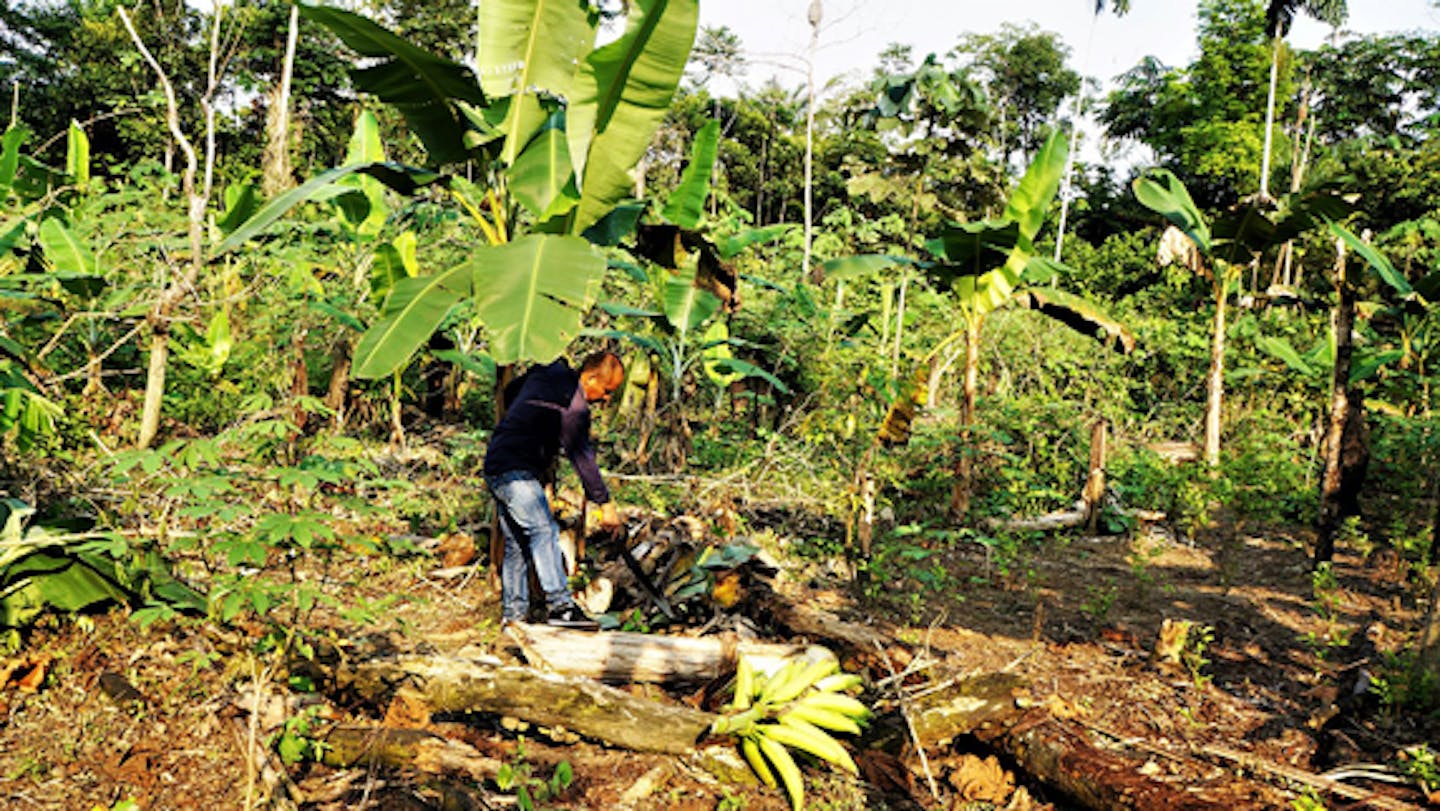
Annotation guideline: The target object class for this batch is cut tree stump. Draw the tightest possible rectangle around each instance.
[333,654,715,754]
[505,624,828,684]
[908,672,1028,749]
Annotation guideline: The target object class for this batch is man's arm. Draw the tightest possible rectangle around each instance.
[560,392,618,529]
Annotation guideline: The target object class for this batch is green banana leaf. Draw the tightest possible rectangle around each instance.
[353,263,471,379]
[661,119,719,229]
[1133,168,1213,255]
[37,218,96,275]
[477,0,597,164]
[510,120,579,221]
[65,120,88,189]
[718,224,795,260]
[820,254,911,281]
[1256,335,1314,376]
[568,0,698,233]
[586,328,667,358]
[1331,222,1411,297]
[707,356,792,394]
[700,319,741,387]
[472,234,607,366]
[217,183,260,235]
[215,162,441,254]
[0,126,24,195]
[299,4,483,166]
[663,267,721,338]
[337,110,390,237]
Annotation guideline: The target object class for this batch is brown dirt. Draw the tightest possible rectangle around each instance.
[0,490,1436,810]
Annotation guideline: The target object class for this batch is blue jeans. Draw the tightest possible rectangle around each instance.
[486,471,574,621]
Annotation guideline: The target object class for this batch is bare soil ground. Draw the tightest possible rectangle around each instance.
[0,455,1436,810]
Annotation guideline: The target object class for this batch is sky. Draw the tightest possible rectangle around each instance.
[697,0,1440,95]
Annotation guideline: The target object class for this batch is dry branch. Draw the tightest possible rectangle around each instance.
[319,725,503,781]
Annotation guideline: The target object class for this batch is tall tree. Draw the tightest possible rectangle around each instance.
[951,23,1080,169]
[1258,0,1347,199]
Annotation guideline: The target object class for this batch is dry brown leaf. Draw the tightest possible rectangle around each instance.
[948,753,1015,804]
[382,688,432,729]
[710,571,743,609]
[13,656,51,693]
[1156,618,1191,664]
[437,532,476,568]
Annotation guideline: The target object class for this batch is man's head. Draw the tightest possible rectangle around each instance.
[578,351,624,403]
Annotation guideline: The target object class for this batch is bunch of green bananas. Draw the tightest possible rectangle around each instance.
[709,654,871,810]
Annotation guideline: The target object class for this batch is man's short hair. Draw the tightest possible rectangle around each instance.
[580,351,624,389]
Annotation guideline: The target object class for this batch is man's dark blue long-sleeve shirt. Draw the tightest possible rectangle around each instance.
[482,361,610,504]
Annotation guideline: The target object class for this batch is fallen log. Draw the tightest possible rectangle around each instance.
[974,710,1222,810]
[319,725,503,781]
[505,624,828,684]
[334,654,715,754]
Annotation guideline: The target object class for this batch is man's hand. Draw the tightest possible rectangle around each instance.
[599,502,622,532]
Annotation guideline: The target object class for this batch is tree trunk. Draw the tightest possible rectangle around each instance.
[1316,238,1355,564]
[261,4,300,197]
[1203,278,1227,467]
[1421,575,1440,686]
[324,338,352,430]
[951,316,982,518]
[319,725,503,780]
[504,624,826,685]
[1259,34,1282,200]
[1083,419,1108,534]
[332,654,716,754]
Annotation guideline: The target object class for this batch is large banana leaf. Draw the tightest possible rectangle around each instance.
[718,223,795,260]
[820,254,911,281]
[956,131,1068,318]
[65,120,88,189]
[663,267,721,338]
[300,4,483,166]
[660,119,719,229]
[37,218,96,275]
[353,263,471,379]
[1331,221,1412,297]
[337,110,390,238]
[477,0,597,163]
[509,119,579,221]
[216,162,441,254]
[568,0,698,233]
[472,235,607,365]
[1132,168,1212,255]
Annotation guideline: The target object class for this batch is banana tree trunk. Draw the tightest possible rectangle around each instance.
[1203,277,1227,467]
[951,316,982,518]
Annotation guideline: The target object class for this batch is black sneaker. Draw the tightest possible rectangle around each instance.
[546,604,599,630]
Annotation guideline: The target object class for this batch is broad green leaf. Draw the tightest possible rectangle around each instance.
[662,268,721,337]
[568,0,699,233]
[598,301,662,318]
[1133,168,1212,254]
[1004,130,1066,243]
[1256,335,1313,375]
[217,183,260,235]
[299,4,484,165]
[477,0,597,163]
[707,357,792,394]
[660,119,718,229]
[581,201,645,247]
[1331,222,1410,296]
[37,218,96,275]
[0,126,24,194]
[65,121,88,189]
[216,162,440,254]
[585,328,667,357]
[353,263,471,378]
[1350,348,1405,383]
[718,224,795,259]
[472,234,607,365]
[0,549,130,628]
[925,219,1020,273]
[820,254,909,281]
[509,123,578,220]
[338,110,389,237]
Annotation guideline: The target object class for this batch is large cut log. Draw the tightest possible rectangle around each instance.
[506,624,828,684]
[334,654,715,754]
[319,725,503,780]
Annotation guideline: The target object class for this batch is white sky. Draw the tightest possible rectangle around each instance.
[699,0,1440,94]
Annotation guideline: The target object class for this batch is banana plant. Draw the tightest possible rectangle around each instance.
[220,1,699,385]
[1132,169,1350,466]
[710,654,870,810]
